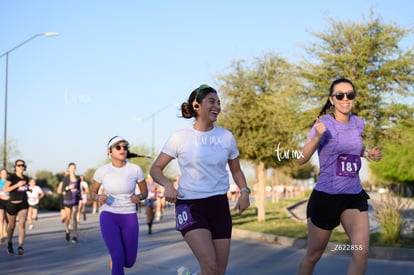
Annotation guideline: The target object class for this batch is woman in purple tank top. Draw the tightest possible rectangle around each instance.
[297,78,382,275]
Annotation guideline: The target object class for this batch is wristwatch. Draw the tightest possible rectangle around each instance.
[240,186,251,194]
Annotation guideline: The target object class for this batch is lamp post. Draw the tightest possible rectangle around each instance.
[136,103,178,157]
[0,32,59,168]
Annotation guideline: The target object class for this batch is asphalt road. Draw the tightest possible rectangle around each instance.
[0,204,413,274]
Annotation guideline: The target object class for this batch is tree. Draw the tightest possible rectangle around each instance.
[370,118,414,195]
[0,139,22,170]
[217,52,307,221]
[35,170,59,192]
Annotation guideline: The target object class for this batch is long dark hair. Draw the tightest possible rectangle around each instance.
[181,84,217,119]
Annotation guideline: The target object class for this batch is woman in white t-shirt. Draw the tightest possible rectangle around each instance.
[26,179,44,230]
[150,84,250,275]
[91,136,148,275]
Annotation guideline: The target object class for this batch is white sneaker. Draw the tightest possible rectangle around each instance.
[28,224,33,230]
[177,266,193,275]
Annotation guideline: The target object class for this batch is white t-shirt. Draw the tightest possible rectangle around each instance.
[93,162,145,214]
[27,185,43,206]
[161,125,239,199]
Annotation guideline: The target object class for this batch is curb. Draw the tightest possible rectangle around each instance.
[232,228,414,261]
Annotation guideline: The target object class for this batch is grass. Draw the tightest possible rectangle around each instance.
[231,193,414,248]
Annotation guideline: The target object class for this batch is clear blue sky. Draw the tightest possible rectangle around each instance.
[0,0,412,175]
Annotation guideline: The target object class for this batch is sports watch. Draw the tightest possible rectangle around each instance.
[240,186,251,194]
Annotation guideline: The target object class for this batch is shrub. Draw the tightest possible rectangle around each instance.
[39,194,61,211]
[372,193,411,245]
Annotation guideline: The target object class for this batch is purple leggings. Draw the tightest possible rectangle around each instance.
[100,211,139,275]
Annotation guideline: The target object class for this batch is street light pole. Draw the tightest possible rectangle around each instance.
[0,32,58,168]
[137,103,178,157]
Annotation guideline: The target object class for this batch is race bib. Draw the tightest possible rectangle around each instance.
[17,184,29,192]
[28,197,39,206]
[175,204,196,231]
[336,154,361,177]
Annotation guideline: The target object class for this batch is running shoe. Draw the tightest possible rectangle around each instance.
[71,237,78,243]
[28,224,33,230]
[177,266,193,275]
[7,242,13,255]
[65,232,70,241]
[17,246,24,255]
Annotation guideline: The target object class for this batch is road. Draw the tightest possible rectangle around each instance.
[0,204,413,274]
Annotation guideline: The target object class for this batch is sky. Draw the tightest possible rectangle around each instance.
[0,0,412,175]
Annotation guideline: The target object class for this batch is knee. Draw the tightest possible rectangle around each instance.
[304,249,324,264]
[352,246,369,262]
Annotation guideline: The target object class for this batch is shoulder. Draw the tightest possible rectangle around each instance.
[350,114,364,124]
[319,114,334,124]
[126,162,143,172]
[214,125,233,136]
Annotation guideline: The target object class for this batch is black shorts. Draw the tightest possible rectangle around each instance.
[176,194,232,239]
[6,201,29,216]
[306,189,370,230]
[29,204,40,209]
[0,198,8,210]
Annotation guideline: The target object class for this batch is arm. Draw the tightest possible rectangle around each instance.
[38,187,45,200]
[298,137,321,165]
[228,157,250,214]
[362,146,382,162]
[57,181,63,195]
[298,118,326,165]
[3,179,26,193]
[90,180,106,203]
[131,179,148,204]
[150,152,182,203]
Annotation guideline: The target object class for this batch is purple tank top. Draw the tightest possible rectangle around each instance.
[308,114,364,194]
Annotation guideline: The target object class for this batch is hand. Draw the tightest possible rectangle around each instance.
[164,184,183,204]
[97,194,107,203]
[233,192,250,214]
[314,117,327,138]
[368,146,382,161]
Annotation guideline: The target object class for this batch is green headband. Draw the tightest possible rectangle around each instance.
[194,84,211,102]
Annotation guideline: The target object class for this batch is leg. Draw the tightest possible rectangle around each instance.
[0,209,4,241]
[100,212,139,275]
[120,213,138,268]
[76,202,81,224]
[72,205,79,237]
[27,207,33,228]
[64,206,72,237]
[340,209,370,275]
[213,238,231,275]
[184,229,220,275]
[298,218,332,275]
[145,203,155,234]
[32,207,39,222]
[17,209,28,246]
[6,213,16,243]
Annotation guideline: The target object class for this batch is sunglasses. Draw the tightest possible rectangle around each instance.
[113,145,129,151]
[331,91,356,101]
[16,164,26,168]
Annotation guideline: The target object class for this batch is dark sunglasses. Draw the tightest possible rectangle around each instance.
[16,164,26,168]
[113,145,129,151]
[331,91,356,101]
